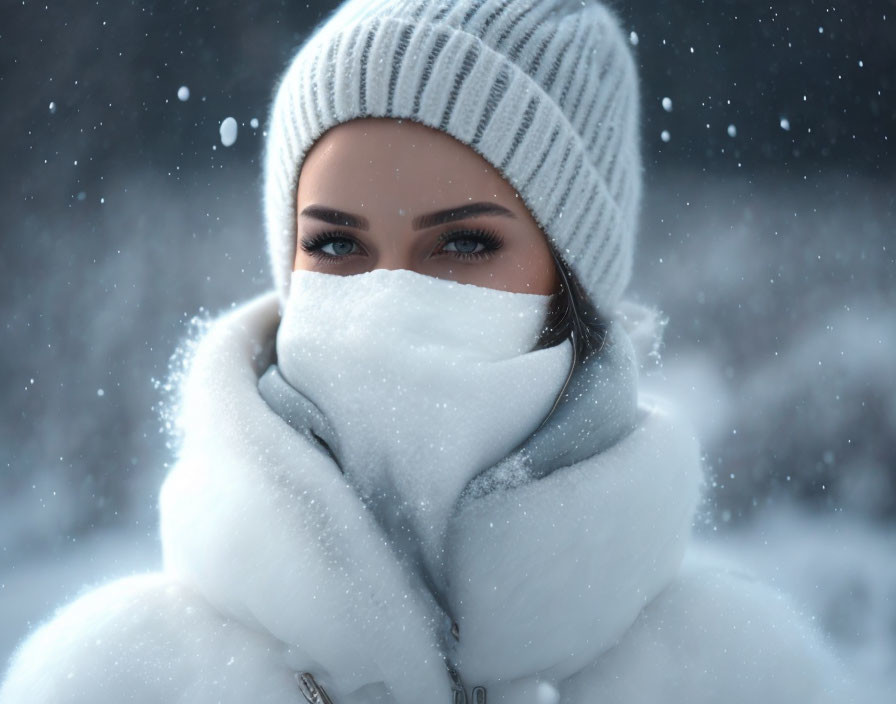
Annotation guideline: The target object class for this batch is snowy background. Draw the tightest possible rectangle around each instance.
[1,1,893,699]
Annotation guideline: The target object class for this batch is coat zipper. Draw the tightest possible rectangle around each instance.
[296,622,487,703]
[297,672,335,704]
[448,662,487,703]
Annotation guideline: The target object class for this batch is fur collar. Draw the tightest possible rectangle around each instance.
[158,291,703,701]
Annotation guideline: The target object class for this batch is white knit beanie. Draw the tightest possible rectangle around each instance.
[264,0,642,309]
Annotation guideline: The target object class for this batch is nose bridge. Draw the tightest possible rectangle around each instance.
[375,255,411,272]
[372,218,416,271]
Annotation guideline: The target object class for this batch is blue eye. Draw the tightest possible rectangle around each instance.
[442,238,484,254]
[301,233,361,260]
[321,239,357,256]
[437,228,504,260]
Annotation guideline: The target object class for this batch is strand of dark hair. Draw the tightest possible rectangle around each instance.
[528,248,609,431]
[534,248,609,361]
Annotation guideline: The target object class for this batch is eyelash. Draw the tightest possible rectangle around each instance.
[300,228,505,262]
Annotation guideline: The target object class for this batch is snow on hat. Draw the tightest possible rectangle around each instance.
[264,0,642,309]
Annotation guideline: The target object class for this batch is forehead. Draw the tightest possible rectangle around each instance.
[297,117,519,209]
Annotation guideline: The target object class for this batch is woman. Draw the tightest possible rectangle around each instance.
[1,1,849,702]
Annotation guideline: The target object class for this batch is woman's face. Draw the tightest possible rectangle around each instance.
[294,117,559,295]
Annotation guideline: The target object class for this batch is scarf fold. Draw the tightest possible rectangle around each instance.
[159,288,703,702]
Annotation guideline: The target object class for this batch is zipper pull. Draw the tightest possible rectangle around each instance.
[296,672,335,704]
[447,665,467,704]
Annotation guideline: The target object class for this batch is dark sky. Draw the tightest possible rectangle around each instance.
[1,0,893,198]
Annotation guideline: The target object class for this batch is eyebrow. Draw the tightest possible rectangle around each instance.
[299,202,516,231]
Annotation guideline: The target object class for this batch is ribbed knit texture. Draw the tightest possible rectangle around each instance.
[264,0,642,309]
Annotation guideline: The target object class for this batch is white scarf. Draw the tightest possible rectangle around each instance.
[274,269,573,592]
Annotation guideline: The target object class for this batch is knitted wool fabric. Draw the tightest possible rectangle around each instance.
[264,0,642,309]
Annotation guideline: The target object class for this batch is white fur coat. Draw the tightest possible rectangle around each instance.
[0,291,850,703]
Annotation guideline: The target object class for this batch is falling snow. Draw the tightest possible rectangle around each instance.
[219,117,238,147]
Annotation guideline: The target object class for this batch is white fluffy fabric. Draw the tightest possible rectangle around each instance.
[0,287,852,704]
[274,269,573,593]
